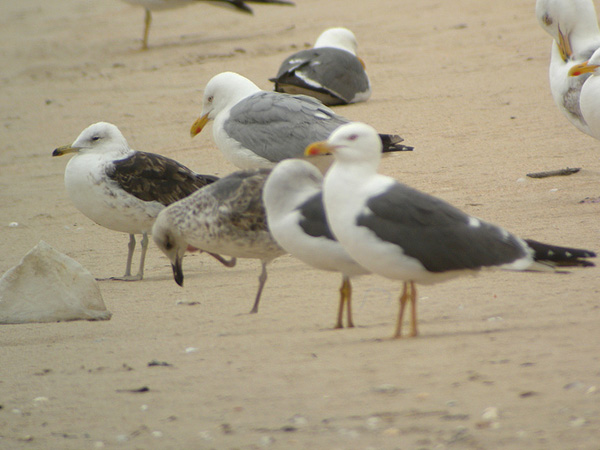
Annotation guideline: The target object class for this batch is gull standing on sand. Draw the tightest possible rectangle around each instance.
[52,122,218,281]
[536,0,600,136]
[263,159,369,329]
[120,0,294,50]
[152,168,286,313]
[270,27,372,106]
[306,122,596,338]
[569,46,600,139]
[190,71,412,170]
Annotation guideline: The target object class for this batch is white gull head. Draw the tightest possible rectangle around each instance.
[314,27,359,55]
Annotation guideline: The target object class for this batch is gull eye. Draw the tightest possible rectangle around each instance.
[347,134,358,141]
[91,135,100,142]
[207,95,214,103]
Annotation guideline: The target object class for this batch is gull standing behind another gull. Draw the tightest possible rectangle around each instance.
[306,122,596,339]
[190,71,412,170]
[263,159,370,329]
[121,0,294,50]
[536,0,600,136]
[52,122,219,281]
[270,27,371,106]
[569,46,600,139]
[152,168,286,313]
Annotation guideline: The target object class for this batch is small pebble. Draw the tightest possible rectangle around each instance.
[486,316,503,322]
[585,386,597,395]
[482,406,499,421]
[570,417,587,427]
[33,397,48,403]
[366,416,380,430]
[372,384,397,394]
[549,188,558,192]
[198,431,213,441]
[140,404,149,411]
[8,222,19,227]
[290,414,307,426]
[151,431,163,438]
[259,435,274,446]
[185,347,199,353]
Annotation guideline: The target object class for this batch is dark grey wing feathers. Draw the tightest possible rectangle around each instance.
[297,192,336,241]
[107,151,218,206]
[356,184,528,273]
[272,48,369,105]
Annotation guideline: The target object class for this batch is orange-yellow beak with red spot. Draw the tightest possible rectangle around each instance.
[190,113,209,138]
[305,140,336,157]
[568,60,600,77]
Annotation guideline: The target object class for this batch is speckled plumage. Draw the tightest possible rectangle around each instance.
[153,168,285,313]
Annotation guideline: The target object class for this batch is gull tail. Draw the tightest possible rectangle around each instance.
[525,239,596,267]
[379,134,414,153]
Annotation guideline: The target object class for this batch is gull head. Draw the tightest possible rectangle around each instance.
[152,211,188,287]
[535,0,600,61]
[263,159,323,214]
[52,122,130,157]
[191,71,261,138]
[314,27,359,55]
[305,122,382,167]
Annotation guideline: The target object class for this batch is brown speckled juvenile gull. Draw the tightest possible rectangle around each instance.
[52,122,218,281]
[152,168,285,313]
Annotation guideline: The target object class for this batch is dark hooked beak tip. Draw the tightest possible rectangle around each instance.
[172,262,184,287]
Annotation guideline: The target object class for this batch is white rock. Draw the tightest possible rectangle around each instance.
[0,241,111,324]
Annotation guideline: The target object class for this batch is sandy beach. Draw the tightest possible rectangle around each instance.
[1,0,599,448]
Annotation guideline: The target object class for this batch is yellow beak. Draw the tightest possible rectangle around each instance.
[557,25,572,62]
[190,113,209,138]
[305,140,335,156]
[52,145,81,157]
[568,61,600,77]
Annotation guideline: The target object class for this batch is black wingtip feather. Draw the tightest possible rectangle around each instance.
[379,134,414,153]
[525,239,596,267]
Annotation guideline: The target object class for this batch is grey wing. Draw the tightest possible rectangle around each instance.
[224,91,348,162]
[297,192,336,241]
[356,183,528,272]
[273,48,369,104]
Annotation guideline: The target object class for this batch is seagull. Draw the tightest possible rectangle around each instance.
[270,27,371,106]
[52,122,219,281]
[535,0,600,136]
[120,0,294,50]
[306,122,596,338]
[190,71,412,170]
[152,168,286,313]
[263,159,369,329]
[568,46,600,139]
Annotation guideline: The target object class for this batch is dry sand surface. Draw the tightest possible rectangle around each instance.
[1,0,600,448]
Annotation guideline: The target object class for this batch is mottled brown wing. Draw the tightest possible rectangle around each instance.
[107,151,218,206]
